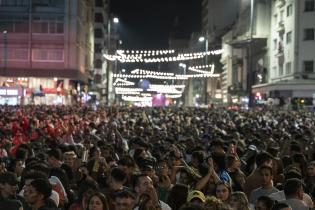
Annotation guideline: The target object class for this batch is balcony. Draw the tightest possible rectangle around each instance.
[277,21,285,34]
[276,0,286,8]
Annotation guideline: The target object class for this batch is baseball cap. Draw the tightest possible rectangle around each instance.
[187,190,206,203]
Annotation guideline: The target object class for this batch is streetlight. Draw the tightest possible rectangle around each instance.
[199,33,209,105]
[3,30,7,77]
[113,17,119,23]
[106,16,119,105]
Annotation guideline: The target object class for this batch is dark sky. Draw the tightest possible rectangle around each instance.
[110,0,202,50]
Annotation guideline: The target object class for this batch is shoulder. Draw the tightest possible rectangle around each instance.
[160,200,172,210]
[0,198,23,209]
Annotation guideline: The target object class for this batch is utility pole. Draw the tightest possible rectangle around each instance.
[248,0,255,107]
[106,18,111,105]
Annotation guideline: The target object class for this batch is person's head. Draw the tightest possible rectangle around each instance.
[47,148,62,167]
[187,190,206,204]
[0,171,18,198]
[63,151,77,168]
[15,147,29,161]
[259,166,273,187]
[8,159,24,177]
[133,174,154,196]
[78,179,99,206]
[230,191,250,210]
[210,140,225,154]
[203,196,227,210]
[117,156,135,176]
[255,196,275,210]
[179,202,205,210]
[271,203,292,210]
[109,167,127,190]
[191,151,205,168]
[114,188,136,210]
[142,163,158,181]
[215,181,231,202]
[290,144,301,156]
[169,151,182,167]
[307,161,315,177]
[86,192,109,210]
[166,184,189,210]
[211,152,227,171]
[24,178,52,207]
[89,146,101,159]
[22,170,48,193]
[256,152,273,168]
[283,178,304,200]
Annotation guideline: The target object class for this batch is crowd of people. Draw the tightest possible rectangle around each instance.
[1,105,315,210]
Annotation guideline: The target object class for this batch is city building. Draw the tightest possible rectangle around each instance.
[0,0,94,105]
[221,0,271,106]
[92,0,109,103]
[253,0,315,107]
[201,0,240,105]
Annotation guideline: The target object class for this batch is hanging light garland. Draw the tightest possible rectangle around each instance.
[131,69,174,76]
[113,73,189,80]
[117,49,175,56]
[188,64,215,74]
[104,49,222,63]
[113,78,135,87]
[122,96,152,102]
[165,94,182,99]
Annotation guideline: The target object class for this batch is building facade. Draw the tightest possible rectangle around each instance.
[201,0,240,105]
[253,0,315,106]
[0,0,94,105]
[221,0,271,106]
[92,0,109,102]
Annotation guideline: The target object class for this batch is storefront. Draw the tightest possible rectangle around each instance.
[0,87,24,105]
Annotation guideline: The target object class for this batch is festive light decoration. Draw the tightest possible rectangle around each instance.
[188,64,215,74]
[104,49,223,63]
[113,73,189,80]
[122,96,152,102]
[165,94,182,99]
[113,73,219,80]
[131,69,174,76]
[149,84,185,89]
[113,78,135,87]
[117,49,175,56]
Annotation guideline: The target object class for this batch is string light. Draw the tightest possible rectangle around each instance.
[104,49,222,63]
[165,94,182,98]
[122,96,152,102]
[131,69,174,76]
[113,78,135,87]
[188,64,215,74]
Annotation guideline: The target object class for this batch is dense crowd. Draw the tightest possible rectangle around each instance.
[1,105,315,210]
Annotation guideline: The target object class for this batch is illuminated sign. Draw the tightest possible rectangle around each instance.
[0,88,23,96]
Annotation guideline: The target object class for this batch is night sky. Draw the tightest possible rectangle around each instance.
[110,0,202,50]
